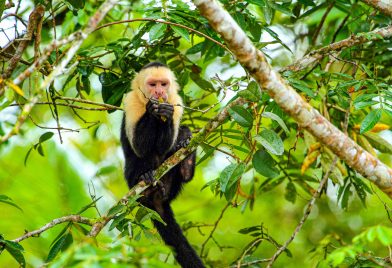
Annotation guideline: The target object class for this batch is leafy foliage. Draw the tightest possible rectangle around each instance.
[0,0,391,267]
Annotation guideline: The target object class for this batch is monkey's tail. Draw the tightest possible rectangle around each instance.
[153,203,205,268]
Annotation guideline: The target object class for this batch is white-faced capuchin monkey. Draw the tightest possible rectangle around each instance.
[120,62,205,268]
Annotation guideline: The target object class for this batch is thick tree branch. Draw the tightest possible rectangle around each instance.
[361,0,392,17]
[12,215,94,243]
[192,0,392,197]
[283,25,392,72]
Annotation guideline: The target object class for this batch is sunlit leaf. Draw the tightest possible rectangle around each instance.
[262,112,289,134]
[171,25,190,41]
[228,106,253,128]
[237,81,262,101]
[149,23,167,40]
[255,129,284,155]
[360,109,382,134]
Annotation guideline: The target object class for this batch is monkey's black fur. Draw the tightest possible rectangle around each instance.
[121,65,204,268]
[141,61,168,70]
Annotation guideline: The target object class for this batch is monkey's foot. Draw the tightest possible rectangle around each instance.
[139,170,156,185]
[155,180,167,199]
[176,136,191,149]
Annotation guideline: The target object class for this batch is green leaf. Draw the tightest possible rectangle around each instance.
[109,213,127,231]
[107,204,125,217]
[186,42,205,54]
[353,93,378,110]
[285,182,297,203]
[228,106,253,128]
[197,144,215,165]
[150,23,167,40]
[364,132,392,154]
[238,226,261,234]
[354,100,378,110]
[219,163,246,201]
[287,78,314,97]
[0,195,22,211]
[262,112,289,134]
[5,244,25,268]
[4,240,23,252]
[220,163,246,192]
[66,0,85,9]
[171,25,190,41]
[95,165,117,176]
[268,1,294,17]
[0,0,5,19]
[252,149,279,178]
[39,132,54,143]
[37,144,44,156]
[255,129,284,155]
[99,72,129,109]
[360,109,382,134]
[237,81,262,101]
[189,72,214,90]
[376,226,392,246]
[46,232,73,262]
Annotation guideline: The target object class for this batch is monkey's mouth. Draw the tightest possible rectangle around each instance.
[151,95,168,102]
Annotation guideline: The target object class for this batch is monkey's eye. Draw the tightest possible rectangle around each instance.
[149,83,156,87]
[161,83,167,87]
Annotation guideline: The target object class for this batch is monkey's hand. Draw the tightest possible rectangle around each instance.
[156,103,174,122]
[146,99,159,117]
[146,100,174,122]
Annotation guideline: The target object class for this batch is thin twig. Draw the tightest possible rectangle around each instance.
[94,18,230,52]
[54,96,122,110]
[236,238,263,268]
[12,215,94,243]
[266,156,337,267]
[1,4,45,80]
[28,114,80,132]
[283,25,392,72]
[311,1,335,45]
[10,101,121,111]
[200,202,231,257]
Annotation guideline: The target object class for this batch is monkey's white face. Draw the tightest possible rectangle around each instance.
[145,77,170,101]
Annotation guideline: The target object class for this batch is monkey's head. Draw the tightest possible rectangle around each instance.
[132,62,179,103]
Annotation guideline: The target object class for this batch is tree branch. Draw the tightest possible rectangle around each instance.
[361,0,392,17]
[95,18,229,52]
[266,156,338,267]
[283,25,392,72]
[192,0,392,197]
[0,0,120,145]
[1,4,45,81]
[12,215,94,243]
